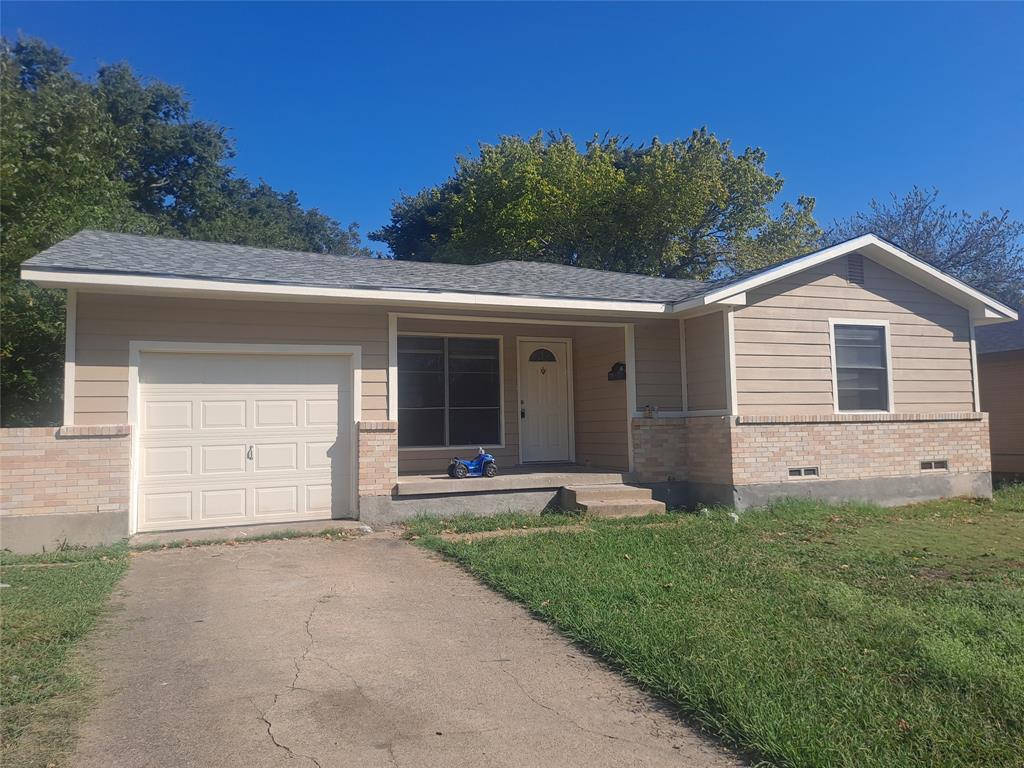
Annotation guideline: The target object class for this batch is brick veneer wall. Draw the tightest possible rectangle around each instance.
[686,416,734,487]
[730,413,990,484]
[358,420,398,496]
[631,417,688,482]
[0,425,131,517]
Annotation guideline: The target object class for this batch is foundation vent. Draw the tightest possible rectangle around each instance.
[788,466,819,478]
[847,254,865,285]
[920,459,949,471]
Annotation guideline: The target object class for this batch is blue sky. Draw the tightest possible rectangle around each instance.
[4,2,1022,255]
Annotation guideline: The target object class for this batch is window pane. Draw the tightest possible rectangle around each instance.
[447,338,499,373]
[449,372,500,408]
[835,325,888,412]
[528,348,557,362]
[448,408,501,446]
[398,371,444,408]
[398,408,444,447]
[838,385,887,411]
[398,336,444,372]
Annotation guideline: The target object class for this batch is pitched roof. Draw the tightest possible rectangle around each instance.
[976,314,1024,354]
[23,230,708,304]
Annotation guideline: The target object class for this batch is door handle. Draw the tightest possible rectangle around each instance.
[246,445,254,460]
[520,408,526,419]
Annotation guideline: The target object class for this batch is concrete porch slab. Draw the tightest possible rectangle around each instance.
[396,466,636,497]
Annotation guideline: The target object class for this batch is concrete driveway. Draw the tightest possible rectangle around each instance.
[73,534,740,767]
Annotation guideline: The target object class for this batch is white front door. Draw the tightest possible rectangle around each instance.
[137,351,352,532]
[518,340,571,463]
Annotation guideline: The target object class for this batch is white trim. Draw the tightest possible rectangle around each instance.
[671,234,1018,321]
[387,313,398,421]
[394,331,506,450]
[827,318,895,415]
[969,318,981,412]
[23,268,670,316]
[62,289,77,426]
[624,324,637,471]
[678,317,688,412]
[515,337,575,464]
[724,309,738,417]
[126,341,362,535]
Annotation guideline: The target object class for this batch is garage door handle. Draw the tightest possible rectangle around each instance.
[246,446,254,460]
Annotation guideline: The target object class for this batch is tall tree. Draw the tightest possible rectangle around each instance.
[0,38,370,426]
[371,130,822,280]
[829,188,1023,307]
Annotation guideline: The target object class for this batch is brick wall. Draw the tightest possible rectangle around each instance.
[730,413,990,485]
[631,417,688,482]
[1,425,131,517]
[358,420,398,496]
[686,416,734,487]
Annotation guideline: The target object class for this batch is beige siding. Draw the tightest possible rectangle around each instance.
[733,256,975,415]
[73,293,389,424]
[684,311,727,410]
[573,326,628,470]
[633,319,684,411]
[979,351,1024,474]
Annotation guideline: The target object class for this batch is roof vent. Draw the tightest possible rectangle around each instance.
[847,254,865,285]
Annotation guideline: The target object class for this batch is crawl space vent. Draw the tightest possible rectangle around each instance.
[847,254,865,285]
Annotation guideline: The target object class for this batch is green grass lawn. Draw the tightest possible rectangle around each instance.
[1,544,130,767]
[418,486,1024,768]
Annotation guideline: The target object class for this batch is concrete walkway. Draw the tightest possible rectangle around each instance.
[73,535,740,767]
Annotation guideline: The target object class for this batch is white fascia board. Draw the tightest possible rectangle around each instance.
[21,268,672,317]
[670,234,1018,322]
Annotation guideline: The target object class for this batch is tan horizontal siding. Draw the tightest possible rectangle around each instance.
[684,311,727,410]
[633,319,683,411]
[734,256,974,415]
[73,293,390,424]
[979,351,1024,474]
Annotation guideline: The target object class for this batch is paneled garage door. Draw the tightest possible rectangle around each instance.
[137,351,353,532]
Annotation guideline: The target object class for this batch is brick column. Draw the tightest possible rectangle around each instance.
[357,420,398,497]
[630,417,688,482]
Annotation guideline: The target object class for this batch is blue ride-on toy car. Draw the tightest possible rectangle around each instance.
[447,448,498,479]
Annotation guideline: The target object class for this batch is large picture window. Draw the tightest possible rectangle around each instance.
[398,336,501,447]
[833,323,890,412]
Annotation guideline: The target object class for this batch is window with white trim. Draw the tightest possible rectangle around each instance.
[834,324,889,411]
[397,336,501,447]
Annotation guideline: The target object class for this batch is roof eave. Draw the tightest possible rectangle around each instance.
[21,267,674,317]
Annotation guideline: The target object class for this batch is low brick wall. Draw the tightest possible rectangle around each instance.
[631,417,688,483]
[730,412,991,485]
[1,425,131,551]
[357,420,398,497]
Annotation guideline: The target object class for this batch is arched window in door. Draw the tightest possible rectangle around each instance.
[528,348,557,362]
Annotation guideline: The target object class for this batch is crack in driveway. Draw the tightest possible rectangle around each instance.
[252,585,337,768]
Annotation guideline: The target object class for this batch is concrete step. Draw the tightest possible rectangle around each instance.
[577,499,667,518]
[562,484,654,506]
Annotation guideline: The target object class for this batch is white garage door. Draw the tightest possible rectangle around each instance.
[137,352,353,532]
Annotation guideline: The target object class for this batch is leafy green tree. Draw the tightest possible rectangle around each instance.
[829,188,1023,307]
[1,38,369,425]
[372,130,822,279]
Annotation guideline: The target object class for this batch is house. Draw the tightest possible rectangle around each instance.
[1,230,1016,549]
[976,314,1024,480]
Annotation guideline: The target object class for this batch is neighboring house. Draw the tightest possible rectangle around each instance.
[1,230,1016,549]
[976,314,1024,480]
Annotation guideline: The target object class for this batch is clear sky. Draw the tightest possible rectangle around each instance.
[3,2,1022,255]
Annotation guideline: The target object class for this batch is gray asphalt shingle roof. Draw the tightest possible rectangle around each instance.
[976,314,1024,354]
[24,230,711,304]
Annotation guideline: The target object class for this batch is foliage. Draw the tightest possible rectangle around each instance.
[829,187,1024,307]
[420,487,1024,768]
[372,130,823,279]
[0,38,370,426]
